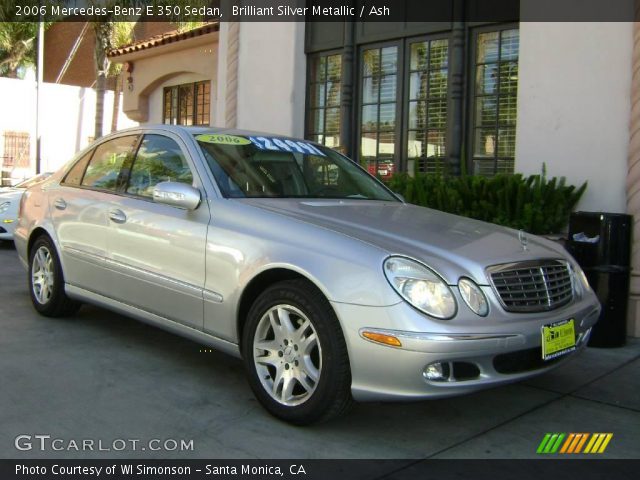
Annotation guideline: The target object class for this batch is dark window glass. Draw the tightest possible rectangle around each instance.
[162,81,211,126]
[472,28,519,175]
[360,45,398,180]
[126,135,193,198]
[62,151,93,186]
[307,53,342,149]
[81,136,138,191]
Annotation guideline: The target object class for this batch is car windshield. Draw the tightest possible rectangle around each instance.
[196,134,398,201]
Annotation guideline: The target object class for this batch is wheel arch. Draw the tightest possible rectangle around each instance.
[236,267,338,350]
[27,226,54,258]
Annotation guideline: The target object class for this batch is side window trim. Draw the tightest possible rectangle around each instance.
[114,134,144,194]
[123,133,197,202]
[77,134,141,193]
[61,149,95,187]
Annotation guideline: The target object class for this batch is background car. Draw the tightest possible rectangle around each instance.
[0,173,51,241]
[14,126,600,425]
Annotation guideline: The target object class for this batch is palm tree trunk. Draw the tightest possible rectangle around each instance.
[111,74,122,133]
[94,72,106,139]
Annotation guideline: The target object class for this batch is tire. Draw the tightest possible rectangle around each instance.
[242,279,353,425]
[28,235,81,317]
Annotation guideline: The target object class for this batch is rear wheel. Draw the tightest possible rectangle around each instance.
[242,279,353,425]
[29,235,80,317]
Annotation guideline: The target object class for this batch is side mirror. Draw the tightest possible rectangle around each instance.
[152,181,201,210]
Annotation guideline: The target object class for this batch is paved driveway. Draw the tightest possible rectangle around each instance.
[1,241,638,459]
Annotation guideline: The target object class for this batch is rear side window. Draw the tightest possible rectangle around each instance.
[126,135,193,198]
[62,151,93,186]
[81,135,138,191]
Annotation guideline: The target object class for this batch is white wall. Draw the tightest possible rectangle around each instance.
[236,22,306,137]
[0,77,136,181]
[515,22,633,213]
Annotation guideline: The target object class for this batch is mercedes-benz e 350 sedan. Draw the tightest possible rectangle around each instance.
[15,126,601,424]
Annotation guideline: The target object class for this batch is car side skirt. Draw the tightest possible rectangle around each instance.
[65,284,242,359]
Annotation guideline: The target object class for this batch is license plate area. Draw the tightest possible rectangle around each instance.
[541,319,576,361]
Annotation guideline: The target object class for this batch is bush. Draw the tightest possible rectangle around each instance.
[385,170,587,235]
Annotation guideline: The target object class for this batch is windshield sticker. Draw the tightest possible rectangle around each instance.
[248,136,326,157]
[195,134,252,146]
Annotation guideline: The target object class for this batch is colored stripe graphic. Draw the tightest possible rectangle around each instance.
[539,433,613,454]
[537,433,565,454]
[584,433,613,454]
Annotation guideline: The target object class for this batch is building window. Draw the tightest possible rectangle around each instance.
[307,54,342,148]
[471,28,519,175]
[407,38,449,174]
[163,81,210,126]
[360,45,399,179]
[2,131,30,168]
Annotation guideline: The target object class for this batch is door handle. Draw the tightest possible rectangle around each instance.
[53,198,67,210]
[108,209,127,224]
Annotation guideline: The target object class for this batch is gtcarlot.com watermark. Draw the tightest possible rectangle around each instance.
[15,434,194,452]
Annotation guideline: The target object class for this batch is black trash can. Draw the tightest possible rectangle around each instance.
[567,212,632,348]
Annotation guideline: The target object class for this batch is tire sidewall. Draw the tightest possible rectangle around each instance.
[242,281,348,424]
[29,236,64,315]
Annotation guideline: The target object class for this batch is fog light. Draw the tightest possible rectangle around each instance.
[424,362,449,381]
[361,331,402,347]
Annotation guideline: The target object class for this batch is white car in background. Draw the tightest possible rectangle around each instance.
[0,173,52,241]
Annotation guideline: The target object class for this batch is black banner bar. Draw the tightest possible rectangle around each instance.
[1,0,639,23]
[2,460,640,480]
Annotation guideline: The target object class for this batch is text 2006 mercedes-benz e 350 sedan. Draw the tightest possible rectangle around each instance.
[15,126,601,424]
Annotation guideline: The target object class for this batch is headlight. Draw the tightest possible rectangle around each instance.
[571,262,592,296]
[0,201,10,214]
[458,278,489,316]
[383,256,456,319]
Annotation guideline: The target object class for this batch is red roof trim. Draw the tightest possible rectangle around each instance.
[107,22,219,58]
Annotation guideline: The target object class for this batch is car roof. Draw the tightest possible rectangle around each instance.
[112,125,314,145]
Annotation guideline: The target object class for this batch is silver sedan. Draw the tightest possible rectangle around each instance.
[14,126,601,424]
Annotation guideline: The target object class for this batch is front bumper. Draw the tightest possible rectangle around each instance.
[333,293,600,402]
[0,218,16,240]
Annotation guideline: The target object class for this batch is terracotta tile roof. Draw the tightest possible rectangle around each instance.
[107,22,219,58]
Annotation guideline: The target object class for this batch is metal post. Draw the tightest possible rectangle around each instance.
[35,19,44,174]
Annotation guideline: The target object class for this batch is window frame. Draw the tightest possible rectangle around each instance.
[356,39,404,177]
[305,50,344,149]
[466,23,520,176]
[162,81,211,126]
[401,33,452,175]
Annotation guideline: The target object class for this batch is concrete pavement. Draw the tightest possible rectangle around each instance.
[0,241,638,460]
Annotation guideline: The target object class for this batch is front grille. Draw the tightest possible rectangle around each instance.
[488,260,574,313]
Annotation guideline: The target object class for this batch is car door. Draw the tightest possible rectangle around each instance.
[104,133,209,330]
[50,135,139,295]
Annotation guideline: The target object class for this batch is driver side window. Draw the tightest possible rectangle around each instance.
[126,135,194,198]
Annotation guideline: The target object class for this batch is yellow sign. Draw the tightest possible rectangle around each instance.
[195,134,251,146]
[541,319,576,360]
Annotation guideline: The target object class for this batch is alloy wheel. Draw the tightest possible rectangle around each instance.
[252,304,322,406]
[31,246,54,305]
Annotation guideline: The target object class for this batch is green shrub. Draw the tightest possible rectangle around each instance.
[385,170,587,235]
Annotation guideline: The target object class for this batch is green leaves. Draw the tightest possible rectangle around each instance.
[386,171,587,235]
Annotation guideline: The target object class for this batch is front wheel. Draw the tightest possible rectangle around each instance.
[242,279,353,425]
[29,235,80,317]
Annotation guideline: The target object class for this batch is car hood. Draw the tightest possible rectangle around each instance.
[240,198,569,285]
